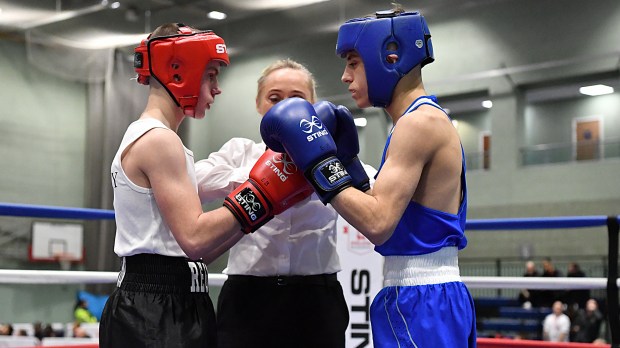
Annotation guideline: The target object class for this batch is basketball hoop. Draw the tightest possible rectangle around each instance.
[53,252,75,271]
[30,221,84,267]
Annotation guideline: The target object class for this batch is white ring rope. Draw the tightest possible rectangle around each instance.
[463,276,618,289]
[0,270,228,287]
[0,269,617,289]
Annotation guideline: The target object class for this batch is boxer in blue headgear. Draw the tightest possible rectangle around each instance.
[336,9,434,108]
[332,7,477,347]
[258,5,477,346]
[260,5,477,348]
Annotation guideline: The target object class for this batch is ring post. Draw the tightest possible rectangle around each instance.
[607,215,619,348]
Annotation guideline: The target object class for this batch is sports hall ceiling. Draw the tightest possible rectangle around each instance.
[0,0,504,52]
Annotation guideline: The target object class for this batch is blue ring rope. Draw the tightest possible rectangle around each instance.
[466,216,611,230]
[1,202,615,228]
[0,202,115,220]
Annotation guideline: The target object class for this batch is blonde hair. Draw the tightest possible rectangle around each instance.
[257,58,317,103]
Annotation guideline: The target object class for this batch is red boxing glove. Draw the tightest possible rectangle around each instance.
[223,149,313,233]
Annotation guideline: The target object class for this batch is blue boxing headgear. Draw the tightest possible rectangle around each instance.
[336,10,434,107]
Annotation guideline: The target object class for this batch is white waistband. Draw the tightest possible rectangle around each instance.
[383,247,461,287]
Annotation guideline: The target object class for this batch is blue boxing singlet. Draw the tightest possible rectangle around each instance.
[369,95,477,348]
[374,95,468,257]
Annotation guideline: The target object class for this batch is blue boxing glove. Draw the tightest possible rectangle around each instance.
[260,98,352,204]
[314,101,370,192]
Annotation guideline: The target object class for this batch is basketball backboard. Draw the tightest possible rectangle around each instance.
[30,221,84,264]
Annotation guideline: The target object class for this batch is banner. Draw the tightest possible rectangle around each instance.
[336,216,384,348]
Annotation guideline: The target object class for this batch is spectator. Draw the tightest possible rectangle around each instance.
[566,262,590,310]
[74,299,98,324]
[540,257,561,307]
[542,257,561,276]
[0,323,13,336]
[16,329,28,336]
[32,321,62,339]
[72,322,91,338]
[518,260,542,307]
[42,324,58,338]
[33,321,44,340]
[571,299,603,343]
[543,301,570,342]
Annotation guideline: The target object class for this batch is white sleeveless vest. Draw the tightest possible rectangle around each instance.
[111,118,196,257]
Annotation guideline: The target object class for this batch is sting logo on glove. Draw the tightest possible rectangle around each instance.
[321,161,349,185]
[300,115,329,142]
[265,153,298,182]
[234,188,266,222]
[271,153,298,175]
[299,116,323,133]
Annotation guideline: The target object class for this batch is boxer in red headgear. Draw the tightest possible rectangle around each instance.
[133,24,229,117]
[100,23,314,348]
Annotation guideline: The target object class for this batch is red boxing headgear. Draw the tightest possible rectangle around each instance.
[134,25,230,115]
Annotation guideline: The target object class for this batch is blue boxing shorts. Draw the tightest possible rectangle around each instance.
[370,248,477,348]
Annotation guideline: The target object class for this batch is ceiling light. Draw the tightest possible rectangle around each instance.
[579,84,614,96]
[207,11,227,20]
[110,2,121,9]
[354,118,367,127]
[48,33,148,49]
[481,100,493,109]
[228,0,330,10]
[125,6,138,21]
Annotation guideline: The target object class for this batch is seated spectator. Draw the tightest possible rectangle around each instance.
[571,298,604,343]
[543,301,570,342]
[0,323,13,336]
[565,262,590,310]
[76,290,107,321]
[74,299,98,324]
[33,321,44,340]
[540,257,561,307]
[72,322,91,338]
[33,322,65,339]
[518,260,542,307]
[16,329,28,336]
[42,324,58,338]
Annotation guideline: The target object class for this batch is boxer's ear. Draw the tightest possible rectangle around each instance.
[386,54,399,64]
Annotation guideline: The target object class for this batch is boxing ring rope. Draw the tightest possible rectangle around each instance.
[0,202,618,348]
[0,269,618,289]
